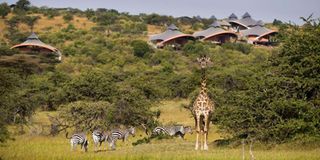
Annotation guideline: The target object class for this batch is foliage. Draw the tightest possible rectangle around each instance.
[56,101,113,131]
[214,19,320,143]
[22,15,40,32]
[13,0,30,14]
[182,41,209,55]
[63,12,73,22]
[221,42,252,54]
[131,40,152,57]
[0,2,10,18]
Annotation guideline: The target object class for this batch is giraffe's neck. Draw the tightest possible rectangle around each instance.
[200,69,207,93]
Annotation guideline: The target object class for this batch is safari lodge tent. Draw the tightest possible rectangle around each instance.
[193,21,237,44]
[149,24,195,49]
[240,20,278,45]
[228,12,257,31]
[11,33,62,61]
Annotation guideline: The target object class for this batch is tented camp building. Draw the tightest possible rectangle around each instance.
[193,21,237,44]
[228,12,257,31]
[149,24,195,48]
[11,33,62,61]
[240,20,278,44]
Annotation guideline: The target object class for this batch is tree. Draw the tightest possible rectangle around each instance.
[14,0,30,13]
[214,19,320,144]
[23,15,40,32]
[0,2,10,18]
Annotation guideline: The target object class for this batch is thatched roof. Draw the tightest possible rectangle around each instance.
[229,12,257,28]
[240,20,278,40]
[149,24,194,44]
[11,33,61,60]
[193,21,237,40]
[228,13,238,20]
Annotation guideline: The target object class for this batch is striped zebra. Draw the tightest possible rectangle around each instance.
[92,130,115,151]
[152,125,193,139]
[66,132,89,152]
[110,126,136,142]
[102,126,134,150]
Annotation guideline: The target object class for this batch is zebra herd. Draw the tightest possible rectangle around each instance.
[66,125,192,152]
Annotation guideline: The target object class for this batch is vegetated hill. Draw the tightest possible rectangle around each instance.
[0,4,319,149]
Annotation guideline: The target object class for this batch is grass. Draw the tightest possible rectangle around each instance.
[1,99,320,160]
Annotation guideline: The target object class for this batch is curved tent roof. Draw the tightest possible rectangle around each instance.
[12,33,58,52]
[229,12,257,28]
[11,33,61,60]
[193,21,237,40]
[240,21,278,40]
[149,24,194,43]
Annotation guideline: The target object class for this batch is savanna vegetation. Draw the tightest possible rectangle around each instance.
[0,0,319,159]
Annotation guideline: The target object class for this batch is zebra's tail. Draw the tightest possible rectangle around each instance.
[65,132,72,139]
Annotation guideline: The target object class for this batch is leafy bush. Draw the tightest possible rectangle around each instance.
[182,41,208,55]
[222,42,252,54]
[63,13,73,22]
[131,40,152,57]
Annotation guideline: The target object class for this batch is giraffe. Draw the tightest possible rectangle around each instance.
[193,56,214,150]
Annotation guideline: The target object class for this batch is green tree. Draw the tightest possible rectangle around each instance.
[23,15,40,32]
[14,0,30,14]
[0,2,10,18]
[214,19,320,144]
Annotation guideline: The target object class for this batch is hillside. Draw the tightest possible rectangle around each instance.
[0,3,320,160]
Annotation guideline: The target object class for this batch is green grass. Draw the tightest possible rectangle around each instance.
[1,99,319,160]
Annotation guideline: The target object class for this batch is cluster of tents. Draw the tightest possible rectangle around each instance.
[149,12,278,48]
[10,12,277,60]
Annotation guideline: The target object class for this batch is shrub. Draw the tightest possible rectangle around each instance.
[63,13,73,22]
[222,42,252,54]
[131,40,152,57]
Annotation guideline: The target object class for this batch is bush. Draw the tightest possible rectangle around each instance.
[182,41,208,55]
[63,13,73,22]
[131,40,152,57]
[222,42,252,54]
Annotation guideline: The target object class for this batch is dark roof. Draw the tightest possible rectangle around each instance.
[193,25,237,40]
[229,13,257,28]
[209,21,221,28]
[27,32,39,40]
[240,25,273,37]
[254,20,264,26]
[149,25,194,43]
[218,20,231,26]
[242,12,251,19]
[167,24,179,31]
[229,13,238,20]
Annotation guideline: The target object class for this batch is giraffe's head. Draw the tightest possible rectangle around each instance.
[197,56,211,69]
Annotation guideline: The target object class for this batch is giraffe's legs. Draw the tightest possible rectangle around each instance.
[200,130,204,150]
[195,114,200,150]
[203,114,209,150]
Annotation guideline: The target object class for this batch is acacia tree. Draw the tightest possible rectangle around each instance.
[14,0,30,13]
[0,2,10,18]
[23,16,40,32]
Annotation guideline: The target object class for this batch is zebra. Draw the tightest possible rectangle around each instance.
[92,129,114,151]
[66,132,89,152]
[152,125,193,139]
[105,127,135,150]
[110,126,136,142]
